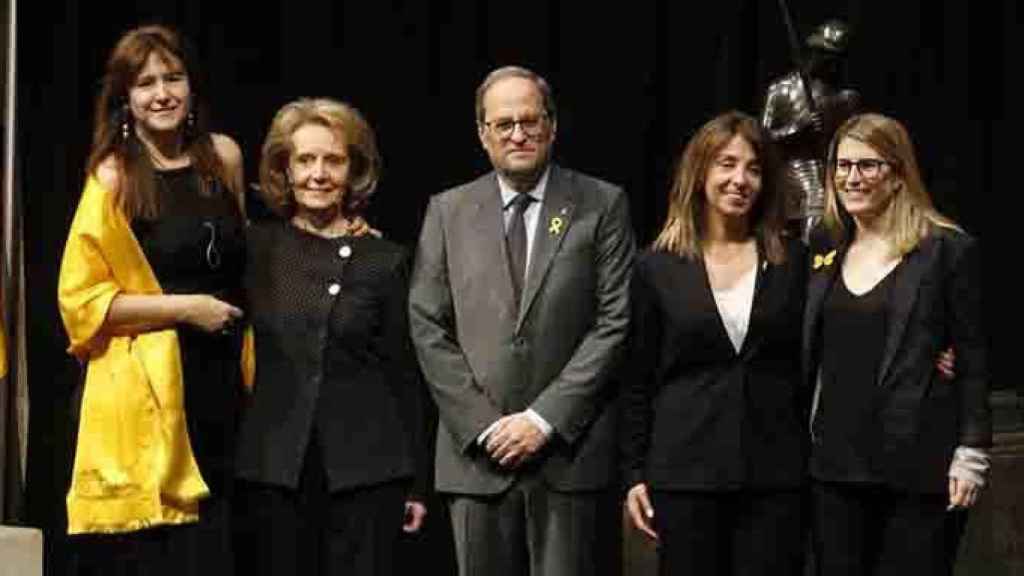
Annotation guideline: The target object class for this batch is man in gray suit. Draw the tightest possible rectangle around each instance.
[409,66,634,576]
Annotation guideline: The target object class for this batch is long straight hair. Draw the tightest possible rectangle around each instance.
[653,111,786,263]
[86,25,230,220]
[823,113,960,254]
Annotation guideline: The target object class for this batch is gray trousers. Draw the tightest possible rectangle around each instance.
[448,478,620,576]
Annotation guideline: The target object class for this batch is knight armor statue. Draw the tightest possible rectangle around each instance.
[762,19,860,241]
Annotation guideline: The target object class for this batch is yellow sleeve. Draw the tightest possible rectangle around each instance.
[241,325,255,392]
[58,179,124,359]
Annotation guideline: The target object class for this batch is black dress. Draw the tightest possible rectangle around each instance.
[73,166,246,576]
[133,166,246,496]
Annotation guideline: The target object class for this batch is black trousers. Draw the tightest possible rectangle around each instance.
[650,489,806,576]
[235,436,409,576]
[811,481,967,576]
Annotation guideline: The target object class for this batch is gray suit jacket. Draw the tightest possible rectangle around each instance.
[409,165,634,494]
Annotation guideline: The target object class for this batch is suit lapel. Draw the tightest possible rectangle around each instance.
[470,174,518,313]
[695,255,740,357]
[738,241,770,358]
[803,240,846,380]
[517,166,575,330]
[876,240,930,386]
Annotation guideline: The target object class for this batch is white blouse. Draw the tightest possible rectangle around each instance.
[712,264,757,354]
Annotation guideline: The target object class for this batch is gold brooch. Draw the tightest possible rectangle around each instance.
[549,216,564,235]
[813,249,837,270]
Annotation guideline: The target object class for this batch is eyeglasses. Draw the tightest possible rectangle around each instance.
[835,158,889,179]
[482,114,548,139]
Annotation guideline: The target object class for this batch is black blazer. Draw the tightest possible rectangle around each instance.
[803,226,991,494]
[622,237,808,491]
[236,222,429,496]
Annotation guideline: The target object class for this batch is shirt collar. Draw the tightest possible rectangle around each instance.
[498,167,550,210]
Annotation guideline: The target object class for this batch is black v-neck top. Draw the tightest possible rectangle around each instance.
[811,263,904,483]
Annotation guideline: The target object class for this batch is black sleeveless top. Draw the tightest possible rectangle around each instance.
[811,263,903,483]
[131,165,246,494]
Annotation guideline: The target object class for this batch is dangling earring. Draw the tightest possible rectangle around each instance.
[121,107,131,141]
[186,95,197,132]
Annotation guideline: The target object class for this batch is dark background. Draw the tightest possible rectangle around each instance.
[18,1,1017,573]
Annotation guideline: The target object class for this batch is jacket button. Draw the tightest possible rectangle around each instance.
[328,283,341,296]
[339,245,352,259]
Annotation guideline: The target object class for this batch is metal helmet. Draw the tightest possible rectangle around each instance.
[806,19,850,54]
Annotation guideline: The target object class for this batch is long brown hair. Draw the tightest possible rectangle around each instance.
[86,25,231,220]
[653,111,786,263]
[823,113,959,255]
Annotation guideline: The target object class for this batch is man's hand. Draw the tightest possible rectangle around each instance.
[484,413,548,469]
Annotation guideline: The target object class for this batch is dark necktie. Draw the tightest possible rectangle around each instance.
[506,193,535,307]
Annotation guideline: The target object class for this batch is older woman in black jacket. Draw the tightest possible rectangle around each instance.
[235,98,428,576]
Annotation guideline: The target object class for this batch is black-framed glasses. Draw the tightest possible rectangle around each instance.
[835,158,889,179]
[482,114,548,139]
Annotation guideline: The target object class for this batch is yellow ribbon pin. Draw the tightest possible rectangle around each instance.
[549,216,564,235]
[813,249,837,270]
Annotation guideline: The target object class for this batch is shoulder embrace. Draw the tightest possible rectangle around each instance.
[211,133,244,170]
[93,155,122,193]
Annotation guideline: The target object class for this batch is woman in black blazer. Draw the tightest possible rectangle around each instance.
[234,98,429,576]
[805,113,990,575]
[623,111,808,575]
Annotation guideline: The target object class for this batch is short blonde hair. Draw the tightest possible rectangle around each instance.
[259,98,380,218]
[824,113,959,254]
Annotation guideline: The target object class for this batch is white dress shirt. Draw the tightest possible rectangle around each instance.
[478,169,554,444]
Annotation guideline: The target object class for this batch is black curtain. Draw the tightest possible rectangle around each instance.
[19,1,1016,574]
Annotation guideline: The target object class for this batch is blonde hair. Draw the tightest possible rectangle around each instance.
[653,111,786,263]
[824,113,960,255]
[259,98,380,218]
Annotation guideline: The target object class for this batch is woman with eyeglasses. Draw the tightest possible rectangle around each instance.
[805,113,990,575]
[622,111,808,575]
[58,25,246,575]
[233,98,428,576]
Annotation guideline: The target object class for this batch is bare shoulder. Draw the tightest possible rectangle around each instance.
[210,133,244,170]
[94,155,122,193]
